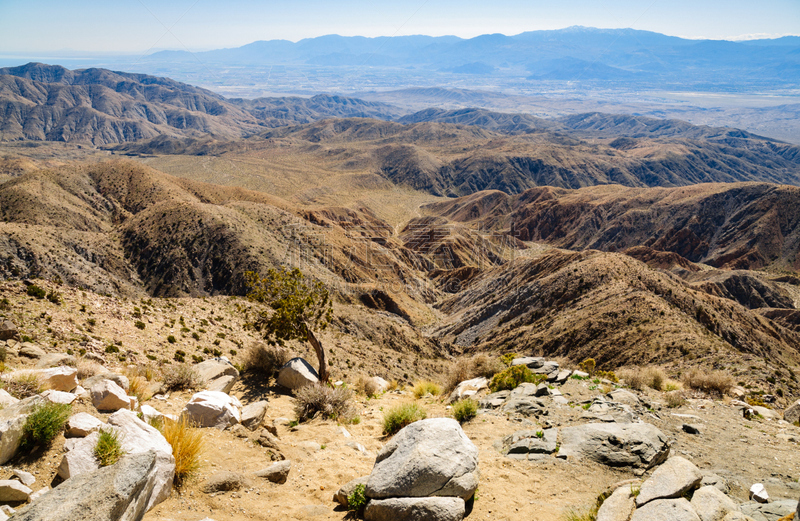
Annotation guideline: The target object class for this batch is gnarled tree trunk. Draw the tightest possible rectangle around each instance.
[305,323,329,383]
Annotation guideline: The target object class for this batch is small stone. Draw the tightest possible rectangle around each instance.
[240,401,268,431]
[12,470,35,487]
[749,483,769,503]
[682,424,702,435]
[201,472,248,494]
[333,476,369,506]
[255,461,290,484]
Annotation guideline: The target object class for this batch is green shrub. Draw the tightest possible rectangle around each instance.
[173,350,186,362]
[579,358,596,377]
[452,398,478,423]
[167,335,176,344]
[26,285,46,299]
[383,403,427,435]
[134,320,146,330]
[20,402,72,451]
[46,291,62,305]
[347,483,367,512]
[94,429,125,466]
[412,380,442,398]
[105,344,119,354]
[293,383,355,422]
[488,365,545,392]
[499,353,519,367]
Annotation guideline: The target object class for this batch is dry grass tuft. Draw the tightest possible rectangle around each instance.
[243,342,291,377]
[356,375,382,398]
[682,369,734,397]
[665,391,686,408]
[161,364,203,392]
[159,417,204,488]
[293,383,355,422]
[412,380,442,399]
[3,372,46,399]
[76,360,105,380]
[618,366,666,391]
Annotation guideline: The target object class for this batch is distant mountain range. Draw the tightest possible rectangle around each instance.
[143,27,800,85]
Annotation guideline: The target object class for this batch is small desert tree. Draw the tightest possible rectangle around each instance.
[245,267,333,382]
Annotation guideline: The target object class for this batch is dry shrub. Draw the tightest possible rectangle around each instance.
[77,360,104,380]
[244,341,291,377]
[412,380,442,399]
[294,383,355,422]
[682,369,734,397]
[665,391,686,408]
[444,354,503,394]
[127,376,152,403]
[161,364,202,392]
[619,366,666,391]
[386,380,399,392]
[3,372,45,399]
[159,417,204,488]
[356,375,382,398]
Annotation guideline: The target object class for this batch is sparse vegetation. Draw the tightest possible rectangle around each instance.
[619,366,666,391]
[243,341,291,377]
[293,383,355,423]
[76,359,104,380]
[383,403,427,435]
[578,358,596,377]
[452,398,478,423]
[134,320,146,330]
[3,372,45,398]
[94,428,125,466]
[26,284,46,299]
[20,402,71,451]
[445,354,503,394]
[347,483,367,512]
[682,368,734,397]
[167,335,176,344]
[488,365,546,392]
[161,364,202,392]
[665,391,686,408]
[412,380,442,398]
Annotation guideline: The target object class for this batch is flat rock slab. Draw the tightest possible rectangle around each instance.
[741,499,798,521]
[511,357,544,369]
[0,480,31,502]
[366,418,479,501]
[201,472,249,493]
[365,497,465,521]
[38,366,78,391]
[637,456,702,506]
[65,412,103,438]
[559,422,670,470]
[630,498,701,521]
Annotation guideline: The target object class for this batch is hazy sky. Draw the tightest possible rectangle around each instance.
[1,0,798,54]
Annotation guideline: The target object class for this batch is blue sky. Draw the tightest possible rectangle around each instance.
[1,0,798,54]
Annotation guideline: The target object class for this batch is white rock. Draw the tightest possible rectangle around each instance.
[57,432,102,479]
[65,413,104,438]
[140,405,164,424]
[240,401,268,431]
[0,480,31,502]
[38,366,78,392]
[73,385,89,399]
[41,390,77,405]
[596,485,636,521]
[749,483,768,503]
[448,377,488,404]
[0,396,45,465]
[90,380,133,412]
[0,390,18,408]
[181,391,241,429]
[205,375,236,394]
[12,469,35,487]
[277,358,319,390]
[691,485,738,521]
[195,360,239,385]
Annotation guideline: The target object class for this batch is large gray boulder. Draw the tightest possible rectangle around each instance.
[277,358,319,390]
[366,418,479,501]
[636,456,703,507]
[741,499,798,520]
[0,396,45,465]
[36,353,76,369]
[365,497,465,521]
[559,422,670,469]
[181,391,241,429]
[14,451,164,521]
[784,399,800,424]
[84,374,130,392]
[631,498,701,521]
[596,486,636,521]
[691,486,738,521]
